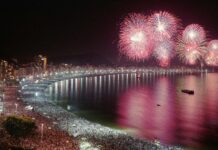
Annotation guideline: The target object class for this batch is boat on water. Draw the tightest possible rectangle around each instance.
[181,89,194,95]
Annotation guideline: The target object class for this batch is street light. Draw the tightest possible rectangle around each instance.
[40,123,44,142]
[34,92,39,105]
[15,103,18,114]
[66,105,71,132]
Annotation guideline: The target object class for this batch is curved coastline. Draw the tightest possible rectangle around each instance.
[20,70,197,150]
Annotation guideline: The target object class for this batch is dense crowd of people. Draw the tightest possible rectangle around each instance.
[2,86,78,150]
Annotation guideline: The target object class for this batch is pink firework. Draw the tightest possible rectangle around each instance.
[153,40,175,67]
[182,24,206,43]
[147,11,180,41]
[205,40,218,66]
[205,51,218,66]
[207,40,218,51]
[177,24,207,65]
[119,13,153,61]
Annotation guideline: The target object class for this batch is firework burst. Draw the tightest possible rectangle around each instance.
[205,40,218,66]
[207,40,218,51]
[119,13,153,61]
[182,24,206,43]
[147,11,180,41]
[176,24,207,65]
[153,40,175,67]
[205,52,218,66]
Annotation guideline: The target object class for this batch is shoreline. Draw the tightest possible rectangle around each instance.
[23,98,184,150]
[20,74,184,150]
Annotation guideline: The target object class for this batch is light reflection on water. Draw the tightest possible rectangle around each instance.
[47,73,218,148]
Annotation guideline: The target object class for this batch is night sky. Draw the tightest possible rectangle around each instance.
[1,0,218,64]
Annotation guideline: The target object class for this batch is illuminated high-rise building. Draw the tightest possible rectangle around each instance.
[34,55,47,72]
